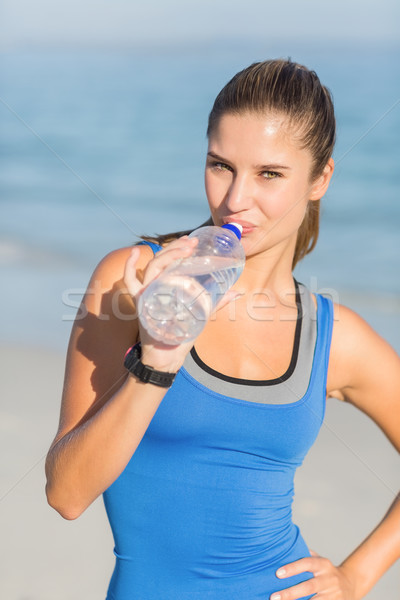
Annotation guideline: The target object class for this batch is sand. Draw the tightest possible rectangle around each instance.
[0,343,398,599]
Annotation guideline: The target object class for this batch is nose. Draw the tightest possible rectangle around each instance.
[224,173,253,212]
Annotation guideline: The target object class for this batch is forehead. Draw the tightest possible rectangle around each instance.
[208,112,310,164]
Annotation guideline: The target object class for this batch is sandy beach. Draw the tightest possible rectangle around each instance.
[1,12,399,597]
[1,340,399,599]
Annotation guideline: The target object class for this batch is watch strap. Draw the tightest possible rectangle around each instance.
[124,343,177,388]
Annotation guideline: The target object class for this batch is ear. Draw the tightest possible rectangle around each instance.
[309,158,334,201]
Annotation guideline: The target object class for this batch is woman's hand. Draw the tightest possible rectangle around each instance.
[124,236,240,374]
[270,551,358,600]
[123,236,198,372]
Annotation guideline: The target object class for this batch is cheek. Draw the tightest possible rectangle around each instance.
[268,196,303,220]
[265,181,309,218]
[205,172,225,209]
[261,187,309,236]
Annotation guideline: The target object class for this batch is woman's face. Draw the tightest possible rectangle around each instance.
[205,112,328,259]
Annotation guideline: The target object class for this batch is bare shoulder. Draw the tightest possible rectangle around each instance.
[104,242,156,272]
[327,303,400,450]
[88,243,155,292]
[52,243,154,445]
[328,302,399,394]
[329,302,393,358]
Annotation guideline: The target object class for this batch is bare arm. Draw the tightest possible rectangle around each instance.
[273,305,400,600]
[45,240,196,520]
[329,305,400,597]
[339,491,400,598]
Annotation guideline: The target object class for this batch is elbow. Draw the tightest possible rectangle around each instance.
[56,507,82,521]
[45,452,86,520]
[45,481,85,521]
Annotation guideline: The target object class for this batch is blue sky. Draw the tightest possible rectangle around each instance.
[1,0,400,49]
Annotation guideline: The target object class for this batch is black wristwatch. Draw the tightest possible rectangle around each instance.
[124,343,177,388]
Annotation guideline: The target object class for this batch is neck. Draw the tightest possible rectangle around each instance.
[237,238,296,299]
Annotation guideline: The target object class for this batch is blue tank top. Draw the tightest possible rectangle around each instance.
[103,242,334,600]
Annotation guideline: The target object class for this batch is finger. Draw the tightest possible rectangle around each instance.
[142,240,197,286]
[277,556,333,583]
[276,557,320,579]
[124,247,143,297]
[270,576,317,600]
[147,235,196,260]
[309,549,320,557]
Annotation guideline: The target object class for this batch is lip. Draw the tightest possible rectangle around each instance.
[222,217,256,234]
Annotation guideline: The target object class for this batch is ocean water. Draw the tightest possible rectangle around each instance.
[0,44,399,350]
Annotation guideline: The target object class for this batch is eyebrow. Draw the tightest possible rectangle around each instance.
[207,151,291,171]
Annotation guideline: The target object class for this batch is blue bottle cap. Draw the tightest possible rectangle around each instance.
[221,223,243,240]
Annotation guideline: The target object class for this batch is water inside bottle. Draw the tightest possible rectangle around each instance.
[140,274,212,343]
[139,256,243,344]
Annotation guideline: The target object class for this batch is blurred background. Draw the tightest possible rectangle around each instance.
[0,1,399,598]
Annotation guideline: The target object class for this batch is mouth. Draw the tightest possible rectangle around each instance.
[221,217,255,235]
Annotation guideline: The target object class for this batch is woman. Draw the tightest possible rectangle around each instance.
[45,60,400,599]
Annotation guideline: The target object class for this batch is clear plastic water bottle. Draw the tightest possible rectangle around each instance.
[138,223,245,345]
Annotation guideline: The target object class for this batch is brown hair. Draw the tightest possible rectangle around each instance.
[141,59,336,268]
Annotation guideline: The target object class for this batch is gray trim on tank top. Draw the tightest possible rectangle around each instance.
[182,282,317,404]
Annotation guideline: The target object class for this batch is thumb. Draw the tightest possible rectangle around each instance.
[309,549,320,557]
[124,247,143,298]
